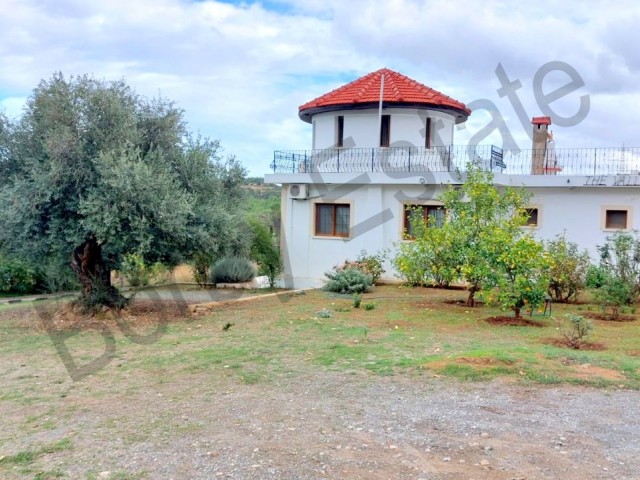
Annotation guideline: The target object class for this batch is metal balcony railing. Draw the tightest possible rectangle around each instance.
[270,145,640,176]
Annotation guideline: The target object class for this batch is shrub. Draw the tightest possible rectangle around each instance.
[363,302,376,311]
[594,278,632,320]
[192,252,213,287]
[0,255,39,294]
[545,234,590,303]
[335,250,386,285]
[323,267,373,294]
[352,293,362,308]
[597,232,640,302]
[558,314,594,348]
[592,232,640,319]
[118,253,168,287]
[393,221,461,288]
[249,220,283,288]
[392,240,431,286]
[39,259,79,293]
[211,256,256,284]
[585,264,607,289]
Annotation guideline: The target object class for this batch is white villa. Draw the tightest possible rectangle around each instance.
[265,68,640,289]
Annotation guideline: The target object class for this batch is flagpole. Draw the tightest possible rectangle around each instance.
[377,72,385,147]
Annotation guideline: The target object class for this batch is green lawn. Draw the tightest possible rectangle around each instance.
[2,285,639,390]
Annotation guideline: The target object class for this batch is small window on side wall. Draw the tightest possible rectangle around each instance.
[605,209,629,230]
[315,203,350,237]
[523,207,539,227]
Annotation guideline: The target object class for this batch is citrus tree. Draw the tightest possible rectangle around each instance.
[440,164,533,307]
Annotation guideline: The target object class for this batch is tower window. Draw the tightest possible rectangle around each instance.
[336,115,344,148]
[380,115,390,147]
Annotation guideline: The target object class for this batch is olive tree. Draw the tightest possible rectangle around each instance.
[0,73,248,308]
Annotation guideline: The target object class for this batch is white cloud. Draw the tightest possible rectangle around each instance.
[0,0,639,174]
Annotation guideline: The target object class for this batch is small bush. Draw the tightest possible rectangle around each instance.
[597,232,640,302]
[363,302,376,311]
[316,309,332,318]
[352,293,362,308]
[594,278,632,320]
[118,253,168,287]
[192,252,213,287]
[558,314,594,348]
[334,250,386,285]
[323,267,373,294]
[393,219,461,288]
[39,259,79,293]
[0,255,39,294]
[585,264,607,289]
[211,256,256,284]
[249,220,283,288]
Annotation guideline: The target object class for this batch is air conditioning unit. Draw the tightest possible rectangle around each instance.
[288,184,309,200]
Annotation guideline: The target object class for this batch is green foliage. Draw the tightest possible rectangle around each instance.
[394,164,548,317]
[482,235,551,318]
[0,255,39,294]
[336,250,386,284]
[439,164,532,306]
[363,302,376,311]
[393,215,461,287]
[585,264,607,289]
[558,314,594,348]
[545,234,590,303]
[211,257,256,284]
[316,309,333,319]
[39,258,79,293]
[249,219,282,288]
[597,232,640,303]
[118,253,168,287]
[352,293,362,308]
[323,267,373,294]
[591,232,640,320]
[354,250,386,283]
[594,278,632,320]
[192,252,213,287]
[0,73,249,307]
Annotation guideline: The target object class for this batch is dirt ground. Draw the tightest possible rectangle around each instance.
[1,294,640,480]
[3,364,639,479]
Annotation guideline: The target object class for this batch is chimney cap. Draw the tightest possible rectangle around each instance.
[531,116,552,125]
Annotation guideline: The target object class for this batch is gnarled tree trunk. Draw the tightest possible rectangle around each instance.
[70,237,126,308]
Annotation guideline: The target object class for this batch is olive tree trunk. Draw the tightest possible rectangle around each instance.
[70,237,126,308]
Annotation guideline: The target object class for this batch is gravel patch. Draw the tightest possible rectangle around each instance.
[5,371,638,480]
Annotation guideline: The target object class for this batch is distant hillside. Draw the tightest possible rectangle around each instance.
[242,180,281,235]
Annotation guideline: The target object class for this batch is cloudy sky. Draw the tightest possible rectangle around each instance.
[1,0,638,175]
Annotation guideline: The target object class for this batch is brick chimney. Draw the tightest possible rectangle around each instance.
[531,116,551,174]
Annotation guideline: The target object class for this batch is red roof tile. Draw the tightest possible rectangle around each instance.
[531,116,552,125]
[298,68,471,123]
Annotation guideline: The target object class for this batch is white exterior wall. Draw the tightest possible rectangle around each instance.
[274,174,640,289]
[311,108,455,150]
[526,187,640,255]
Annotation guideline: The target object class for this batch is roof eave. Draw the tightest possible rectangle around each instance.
[298,102,471,124]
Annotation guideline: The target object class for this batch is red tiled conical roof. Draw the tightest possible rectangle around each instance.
[298,68,471,123]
